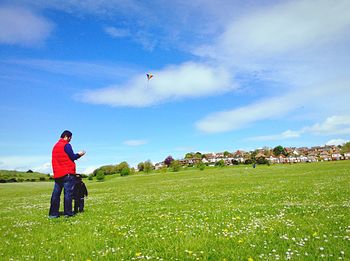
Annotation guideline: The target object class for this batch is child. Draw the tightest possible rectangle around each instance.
[73,174,88,213]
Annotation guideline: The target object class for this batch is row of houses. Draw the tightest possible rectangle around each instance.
[154,145,350,169]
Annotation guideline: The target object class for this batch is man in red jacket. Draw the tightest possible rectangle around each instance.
[49,130,86,218]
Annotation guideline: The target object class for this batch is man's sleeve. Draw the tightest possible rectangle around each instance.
[64,144,80,161]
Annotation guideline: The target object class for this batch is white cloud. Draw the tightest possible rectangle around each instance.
[104,26,130,38]
[33,162,51,174]
[249,130,301,141]
[326,139,348,146]
[248,115,350,141]
[195,0,350,134]
[0,155,49,172]
[123,139,148,146]
[77,62,235,107]
[196,92,305,133]
[7,0,242,49]
[0,6,53,46]
[305,115,350,135]
[81,165,98,175]
[196,0,350,62]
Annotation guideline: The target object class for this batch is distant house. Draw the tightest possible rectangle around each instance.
[214,152,225,159]
[233,150,245,163]
[204,153,216,164]
[331,153,343,160]
[154,162,165,170]
[180,158,201,166]
[299,155,309,162]
[299,147,309,154]
[319,151,331,161]
[306,151,318,162]
[287,155,298,163]
[285,147,294,155]
[267,155,278,164]
[277,154,288,164]
[255,152,266,159]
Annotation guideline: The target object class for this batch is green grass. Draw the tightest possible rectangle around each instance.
[0,161,349,260]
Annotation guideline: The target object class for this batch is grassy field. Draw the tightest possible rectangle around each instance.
[0,161,349,260]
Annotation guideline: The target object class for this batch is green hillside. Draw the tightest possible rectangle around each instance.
[0,170,50,183]
[0,161,349,260]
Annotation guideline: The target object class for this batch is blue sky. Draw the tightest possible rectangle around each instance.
[1,0,350,174]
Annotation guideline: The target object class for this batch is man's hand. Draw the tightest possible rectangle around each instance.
[78,151,86,157]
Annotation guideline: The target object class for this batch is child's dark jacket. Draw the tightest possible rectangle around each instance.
[74,179,88,198]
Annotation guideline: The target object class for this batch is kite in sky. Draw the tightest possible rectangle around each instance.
[146,73,154,81]
[146,73,154,87]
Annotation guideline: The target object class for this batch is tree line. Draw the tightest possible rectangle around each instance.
[90,142,350,180]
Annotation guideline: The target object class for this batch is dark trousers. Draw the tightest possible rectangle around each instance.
[49,175,77,217]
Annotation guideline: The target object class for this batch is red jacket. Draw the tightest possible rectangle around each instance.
[52,138,76,178]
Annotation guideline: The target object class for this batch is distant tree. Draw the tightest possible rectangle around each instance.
[231,160,239,165]
[170,160,181,172]
[263,146,271,156]
[144,160,154,174]
[88,175,93,180]
[223,151,231,157]
[160,165,167,174]
[196,162,206,171]
[26,170,33,173]
[101,165,116,175]
[112,161,130,176]
[164,156,174,167]
[257,156,269,165]
[244,159,253,165]
[250,150,258,163]
[273,145,287,156]
[120,167,130,176]
[117,162,130,173]
[137,162,145,172]
[215,159,225,167]
[96,170,105,181]
[341,142,350,153]
[185,153,194,159]
[194,152,202,159]
[93,165,118,176]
